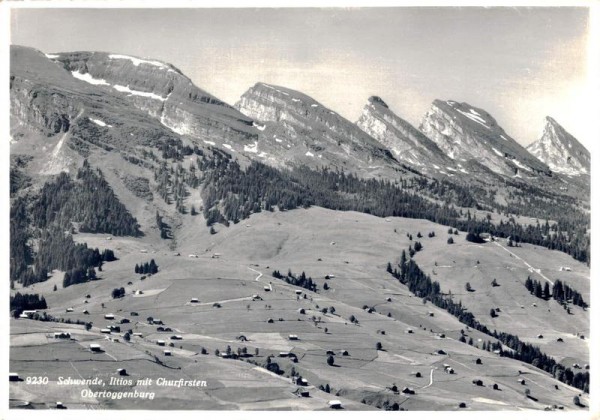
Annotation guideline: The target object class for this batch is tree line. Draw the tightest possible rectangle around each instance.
[135,259,159,275]
[272,269,318,292]
[190,151,588,263]
[31,160,141,236]
[525,276,587,309]
[10,292,47,315]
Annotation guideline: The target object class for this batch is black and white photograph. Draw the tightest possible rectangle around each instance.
[2,2,597,416]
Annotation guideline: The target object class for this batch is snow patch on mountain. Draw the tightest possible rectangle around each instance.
[89,118,112,128]
[456,108,489,129]
[71,71,109,86]
[108,54,170,69]
[113,84,167,101]
[492,147,503,157]
[511,159,531,172]
[244,141,259,154]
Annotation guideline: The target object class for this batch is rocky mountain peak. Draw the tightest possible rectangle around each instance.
[235,83,400,177]
[527,117,589,176]
[368,96,389,109]
[357,96,456,175]
[45,49,257,142]
[420,99,550,177]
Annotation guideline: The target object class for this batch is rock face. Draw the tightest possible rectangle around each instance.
[10,46,84,136]
[419,100,551,178]
[527,117,590,176]
[357,96,458,176]
[10,45,209,176]
[235,83,400,176]
[51,50,257,143]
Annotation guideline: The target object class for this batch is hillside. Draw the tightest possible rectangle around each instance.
[10,207,589,410]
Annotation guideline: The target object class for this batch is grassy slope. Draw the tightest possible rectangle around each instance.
[11,205,589,411]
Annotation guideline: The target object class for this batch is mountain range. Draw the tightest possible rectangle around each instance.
[10,45,589,199]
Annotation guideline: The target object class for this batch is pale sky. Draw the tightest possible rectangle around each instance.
[10,7,593,148]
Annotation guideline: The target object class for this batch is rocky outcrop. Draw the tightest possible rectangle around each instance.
[235,83,398,175]
[419,100,550,178]
[527,117,589,176]
[357,96,458,176]
[10,47,83,136]
[51,50,257,143]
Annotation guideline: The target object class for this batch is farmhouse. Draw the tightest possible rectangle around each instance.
[163,350,172,356]
[89,344,102,352]
[264,285,271,292]
[56,402,65,409]
[104,313,115,320]
[100,328,111,334]
[299,390,310,398]
[157,340,166,346]
[329,400,342,409]
[480,232,492,241]
[190,298,199,303]
[188,254,198,258]
[295,290,302,295]
[559,266,572,272]
[83,310,89,314]
[66,308,74,313]
[9,373,20,381]
[288,334,299,341]
[117,368,127,376]
[279,352,290,358]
